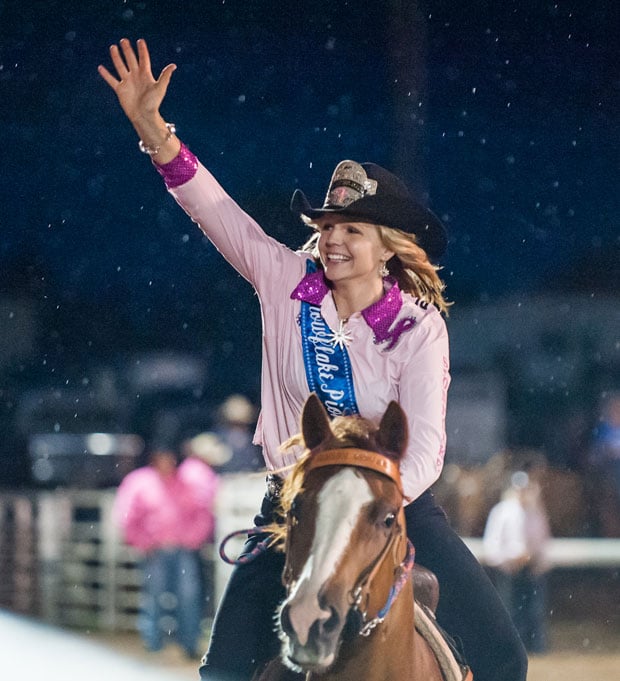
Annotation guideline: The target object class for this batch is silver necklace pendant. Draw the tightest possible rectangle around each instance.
[328,318,353,349]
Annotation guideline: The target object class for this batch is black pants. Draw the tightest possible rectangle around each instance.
[200,490,528,681]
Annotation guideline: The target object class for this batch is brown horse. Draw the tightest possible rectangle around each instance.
[256,394,470,681]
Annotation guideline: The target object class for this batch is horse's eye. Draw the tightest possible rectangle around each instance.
[384,512,396,528]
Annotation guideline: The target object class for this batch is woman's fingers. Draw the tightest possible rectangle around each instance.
[109,43,129,79]
[98,38,174,120]
[97,64,120,90]
[106,39,148,82]
[156,63,177,90]
[136,38,152,74]
[120,38,140,73]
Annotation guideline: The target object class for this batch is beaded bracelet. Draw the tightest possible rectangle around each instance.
[138,122,176,156]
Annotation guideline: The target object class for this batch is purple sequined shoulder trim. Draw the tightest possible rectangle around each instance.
[290,270,414,349]
[362,278,404,343]
[290,268,329,304]
[154,143,199,189]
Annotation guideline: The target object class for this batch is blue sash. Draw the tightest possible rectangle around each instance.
[299,262,360,417]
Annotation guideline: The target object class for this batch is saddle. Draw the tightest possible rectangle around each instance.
[412,564,439,613]
[413,566,473,681]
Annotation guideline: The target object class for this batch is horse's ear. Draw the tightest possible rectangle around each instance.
[301,393,332,450]
[376,401,408,460]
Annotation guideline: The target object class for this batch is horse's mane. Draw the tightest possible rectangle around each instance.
[267,414,381,550]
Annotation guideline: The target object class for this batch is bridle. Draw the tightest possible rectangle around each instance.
[304,447,403,485]
[282,447,415,638]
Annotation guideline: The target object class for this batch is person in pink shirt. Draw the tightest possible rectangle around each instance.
[114,444,218,659]
[100,39,526,681]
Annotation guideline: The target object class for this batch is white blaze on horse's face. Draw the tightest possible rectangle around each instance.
[284,468,373,652]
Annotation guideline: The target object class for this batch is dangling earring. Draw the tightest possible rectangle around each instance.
[379,260,389,277]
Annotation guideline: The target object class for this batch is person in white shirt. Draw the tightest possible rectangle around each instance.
[483,471,552,653]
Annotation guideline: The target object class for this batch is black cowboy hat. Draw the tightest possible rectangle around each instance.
[290,160,447,260]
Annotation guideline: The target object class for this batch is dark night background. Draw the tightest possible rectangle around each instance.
[0,1,618,486]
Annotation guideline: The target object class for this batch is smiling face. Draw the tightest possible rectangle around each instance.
[314,216,394,288]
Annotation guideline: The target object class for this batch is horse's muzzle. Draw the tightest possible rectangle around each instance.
[278,602,341,672]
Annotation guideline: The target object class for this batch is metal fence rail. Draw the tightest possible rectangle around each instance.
[2,485,619,632]
[0,490,141,629]
[464,537,620,568]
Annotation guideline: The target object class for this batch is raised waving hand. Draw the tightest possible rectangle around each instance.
[98,38,180,163]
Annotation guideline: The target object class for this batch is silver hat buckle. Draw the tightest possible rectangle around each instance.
[323,160,377,209]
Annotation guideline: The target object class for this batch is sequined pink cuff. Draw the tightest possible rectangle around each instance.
[154,143,199,189]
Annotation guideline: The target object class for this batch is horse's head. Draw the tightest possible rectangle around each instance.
[276,394,410,674]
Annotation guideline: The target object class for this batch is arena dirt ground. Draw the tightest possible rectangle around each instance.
[88,617,619,681]
[525,619,619,681]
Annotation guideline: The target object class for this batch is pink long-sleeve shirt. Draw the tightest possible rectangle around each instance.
[114,459,218,552]
[156,147,450,501]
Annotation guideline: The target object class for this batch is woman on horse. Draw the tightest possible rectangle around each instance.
[99,39,528,681]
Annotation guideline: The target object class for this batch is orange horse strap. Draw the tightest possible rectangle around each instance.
[305,448,403,495]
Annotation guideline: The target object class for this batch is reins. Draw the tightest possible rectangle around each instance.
[219,527,276,565]
[358,536,415,636]
[219,447,404,565]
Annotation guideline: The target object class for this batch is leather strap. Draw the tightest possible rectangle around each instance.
[304,448,403,495]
